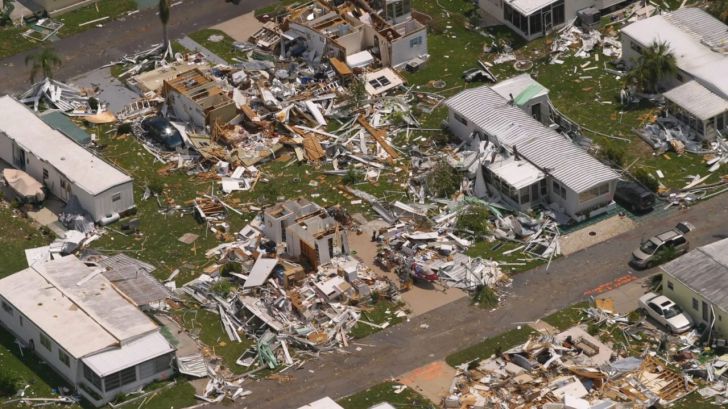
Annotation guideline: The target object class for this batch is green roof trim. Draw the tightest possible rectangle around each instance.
[39,111,92,146]
[514,83,546,107]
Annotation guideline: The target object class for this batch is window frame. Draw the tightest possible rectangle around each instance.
[112,192,122,202]
[40,332,52,351]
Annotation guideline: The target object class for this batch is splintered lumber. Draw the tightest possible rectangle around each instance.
[357,115,399,163]
[302,134,325,161]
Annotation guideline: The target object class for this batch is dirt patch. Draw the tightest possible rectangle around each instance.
[398,360,456,405]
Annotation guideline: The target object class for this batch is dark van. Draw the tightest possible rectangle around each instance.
[614,180,655,213]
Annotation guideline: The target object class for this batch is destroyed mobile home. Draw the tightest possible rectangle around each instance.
[445,302,728,409]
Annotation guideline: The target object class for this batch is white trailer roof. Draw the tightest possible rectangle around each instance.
[0,95,132,195]
[663,80,728,121]
[621,8,728,100]
[82,331,173,377]
[0,255,158,359]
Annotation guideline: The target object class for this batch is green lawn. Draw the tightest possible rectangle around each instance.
[402,0,726,191]
[350,300,407,339]
[0,326,76,407]
[338,381,435,409]
[255,0,301,17]
[542,301,590,331]
[187,29,240,64]
[172,308,253,375]
[0,202,53,279]
[466,240,544,274]
[445,325,536,367]
[0,0,137,60]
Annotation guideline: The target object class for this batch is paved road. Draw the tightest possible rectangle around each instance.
[234,196,728,408]
[0,0,275,94]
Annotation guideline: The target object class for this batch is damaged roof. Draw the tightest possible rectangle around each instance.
[0,255,158,358]
[662,238,728,312]
[0,96,132,195]
[621,8,728,100]
[663,80,728,121]
[445,85,618,193]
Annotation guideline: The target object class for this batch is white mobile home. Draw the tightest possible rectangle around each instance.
[444,75,619,221]
[620,8,728,139]
[661,238,728,337]
[0,96,134,222]
[0,256,174,407]
[479,0,624,41]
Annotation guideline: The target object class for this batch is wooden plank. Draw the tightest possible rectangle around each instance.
[357,115,398,163]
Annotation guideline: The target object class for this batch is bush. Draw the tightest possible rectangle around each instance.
[425,161,461,198]
[633,168,659,192]
[0,373,17,397]
[117,122,133,135]
[342,168,362,185]
[600,143,626,167]
[220,262,242,277]
[88,97,99,111]
[456,205,491,236]
[210,280,235,297]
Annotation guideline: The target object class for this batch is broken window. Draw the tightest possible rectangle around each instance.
[112,192,122,202]
[59,349,70,367]
[40,332,52,351]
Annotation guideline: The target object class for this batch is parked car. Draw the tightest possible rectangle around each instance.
[140,116,184,150]
[614,180,655,213]
[630,222,694,269]
[639,292,693,333]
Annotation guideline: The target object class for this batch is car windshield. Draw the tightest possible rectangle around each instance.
[640,240,658,254]
[664,305,683,319]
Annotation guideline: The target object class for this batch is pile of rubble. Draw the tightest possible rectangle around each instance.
[445,309,710,408]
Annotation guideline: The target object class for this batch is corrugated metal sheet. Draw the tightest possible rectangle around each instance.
[445,86,618,193]
[665,8,728,52]
[663,80,728,120]
[662,238,728,312]
[98,254,170,306]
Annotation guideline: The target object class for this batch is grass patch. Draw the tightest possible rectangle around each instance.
[350,299,406,339]
[0,326,75,407]
[0,0,137,59]
[255,0,301,18]
[132,380,197,409]
[401,0,726,190]
[173,308,253,375]
[542,301,590,331]
[0,202,53,279]
[187,29,239,64]
[670,392,717,409]
[0,26,36,60]
[466,240,544,274]
[57,0,137,37]
[338,381,435,409]
[472,285,499,309]
[446,325,536,367]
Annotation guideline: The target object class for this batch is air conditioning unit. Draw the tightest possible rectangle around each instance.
[577,7,601,29]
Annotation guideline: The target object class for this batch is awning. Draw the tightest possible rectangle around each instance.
[82,331,174,377]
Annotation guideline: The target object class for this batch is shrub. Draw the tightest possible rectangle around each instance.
[117,122,133,135]
[88,97,99,111]
[425,161,461,198]
[210,280,235,297]
[342,168,362,185]
[633,168,659,192]
[456,205,491,236]
[600,143,626,167]
[220,262,242,277]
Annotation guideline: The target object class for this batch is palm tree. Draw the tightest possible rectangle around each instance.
[629,40,677,94]
[25,47,62,84]
[159,0,171,51]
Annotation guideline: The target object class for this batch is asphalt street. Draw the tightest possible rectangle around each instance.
[0,0,275,93]
[236,195,728,408]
